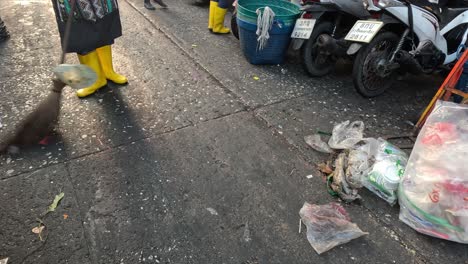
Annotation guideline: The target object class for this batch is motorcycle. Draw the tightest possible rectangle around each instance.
[291,0,372,77]
[348,0,468,97]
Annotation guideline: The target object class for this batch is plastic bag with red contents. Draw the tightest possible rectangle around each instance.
[399,101,468,244]
[299,202,368,254]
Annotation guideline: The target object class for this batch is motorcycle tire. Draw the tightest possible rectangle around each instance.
[231,13,239,40]
[301,21,334,77]
[353,31,399,98]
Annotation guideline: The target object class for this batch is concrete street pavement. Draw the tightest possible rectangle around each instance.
[0,0,466,263]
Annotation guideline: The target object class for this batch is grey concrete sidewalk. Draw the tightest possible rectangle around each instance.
[0,0,466,263]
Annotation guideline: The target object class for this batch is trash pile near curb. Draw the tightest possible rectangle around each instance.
[300,101,468,254]
[305,120,408,205]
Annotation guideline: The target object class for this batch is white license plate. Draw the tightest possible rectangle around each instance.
[345,20,384,43]
[291,19,316,39]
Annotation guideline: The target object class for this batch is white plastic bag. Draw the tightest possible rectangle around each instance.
[328,121,364,149]
[299,202,368,254]
[399,101,468,244]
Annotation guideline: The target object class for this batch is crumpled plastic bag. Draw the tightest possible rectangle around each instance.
[305,134,334,153]
[299,202,368,254]
[330,153,361,202]
[328,121,364,149]
[345,139,379,188]
[345,138,407,205]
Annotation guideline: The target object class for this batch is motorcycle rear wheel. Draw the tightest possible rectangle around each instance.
[353,32,399,98]
[301,21,334,77]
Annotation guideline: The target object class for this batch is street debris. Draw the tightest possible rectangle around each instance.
[329,153,360,202]
[31,226,45,234]
[30,192,65,241]
[304,134,333,153]
[63,214,69,220]
[31,225,45,241]
[253,76,260,81]
[342,138,408,205]
[360,139,407,205]
[299,202,367,254]
[243,222,252,242]
[317,162,333,175]
[328,121,364,149]
[0,257,8,264]
[306,175,313,179]
[47,192,64,213]
[307,121,408,204]
[206,207,218,216]
[399,101,468,243]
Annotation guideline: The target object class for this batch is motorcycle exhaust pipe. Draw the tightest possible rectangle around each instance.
[394,50,423,74]
[317,34,347,56]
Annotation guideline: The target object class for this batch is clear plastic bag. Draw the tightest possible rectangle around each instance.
[328,121,365,149]
[363,138,408,205]
[304,134,334,153]
[399,101,468,244]
[345,139,379,189]
[345,138,407,205]
[299,202,368,254]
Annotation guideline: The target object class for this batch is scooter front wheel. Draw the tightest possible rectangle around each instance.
[301,21,334,77]
[353,32,399,97]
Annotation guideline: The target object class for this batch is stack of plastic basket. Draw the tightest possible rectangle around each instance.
[237,0,300,65]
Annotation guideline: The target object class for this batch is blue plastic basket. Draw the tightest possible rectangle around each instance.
[237,18,294,65]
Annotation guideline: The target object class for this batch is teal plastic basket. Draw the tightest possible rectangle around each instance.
[237,0,300,26]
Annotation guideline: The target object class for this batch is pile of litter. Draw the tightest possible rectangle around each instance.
[305,121,408,205]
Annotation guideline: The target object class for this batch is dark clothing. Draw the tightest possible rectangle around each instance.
[213,0,232,9]
[51,0,122,54]
[0,16,9,42]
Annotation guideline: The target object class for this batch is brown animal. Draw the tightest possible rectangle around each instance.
[0,79,66,153]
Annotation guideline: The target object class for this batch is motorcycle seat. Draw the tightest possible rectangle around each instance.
[438,8,468,28]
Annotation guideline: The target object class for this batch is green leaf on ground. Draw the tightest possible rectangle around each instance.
[47,192,64,213]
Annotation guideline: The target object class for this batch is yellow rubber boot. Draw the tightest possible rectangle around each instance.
[208,1,216,31]
[96,45,128,84]
[213,5,230,34]
[76,51,107,98]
